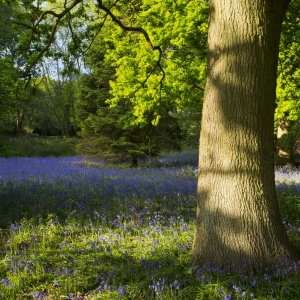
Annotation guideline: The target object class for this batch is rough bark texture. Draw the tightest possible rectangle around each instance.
[191,0,299,271]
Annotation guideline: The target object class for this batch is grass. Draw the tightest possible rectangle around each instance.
[0,136,76,158]
[0,149,300,299]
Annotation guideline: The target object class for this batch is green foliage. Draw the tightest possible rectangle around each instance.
[0,2,18,57]
[73,0,209,159]
[3,0,300,155]
[33,77,78,137]
[75,35,182,162]
[1,0,208,150]
[0,58,15,133]
[275,0,300,152]
[0,2,18,133]
[105,0,207,128]
[0,1,40,135]
[1,136,76,157]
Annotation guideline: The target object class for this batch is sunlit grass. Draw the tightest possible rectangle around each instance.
[0,150,300,299]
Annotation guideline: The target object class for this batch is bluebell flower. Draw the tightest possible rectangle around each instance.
[118,285,126,297]
[32,292,48,299]
[52,279,59,288]
[264,273,271,281]
[0,278,12,287]
[180,222,189,231]
[250,278,257,287]
[149,277,167,295]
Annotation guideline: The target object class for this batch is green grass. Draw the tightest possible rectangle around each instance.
[1,213,299,300]
[0,136,76,157]
[1,211,300,300]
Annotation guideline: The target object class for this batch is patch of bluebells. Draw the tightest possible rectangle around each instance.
[193,258,300,299]
[149,276,186,298]
[32,292,48,299]
[66,294,84,300]
[0,278,12,287]
[149,277,167,298]
[275,166,300,195]
[0,156,197,225]
[1,153,300,299]
[95,273,126,298]
[3,154,300,227]
[283,218,300,236]
[0,154,300,225]
[158,149,199,166]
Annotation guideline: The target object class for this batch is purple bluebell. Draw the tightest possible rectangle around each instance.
[0,278,12,287]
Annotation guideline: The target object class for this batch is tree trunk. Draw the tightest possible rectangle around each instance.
[191,0,299,271]
[62,105,70,138]
[276,118,295,165]
[130,153,138,168]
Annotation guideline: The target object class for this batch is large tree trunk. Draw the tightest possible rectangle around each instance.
[191,0,299,271]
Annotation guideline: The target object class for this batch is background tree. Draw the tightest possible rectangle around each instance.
[76,35,182,165]
[39,69,78,137]
[0,1,40,136]
[82,0,206,162]
[275,0,300,165]
[106,0,207,138]
[73,0,207,163]
[0,2,20,134]
[23,77,69,136]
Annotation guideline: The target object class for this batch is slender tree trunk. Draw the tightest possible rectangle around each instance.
[276,118,295,165]
[130,153,138,168]
[192,0,299,271]
[63,105,70,138]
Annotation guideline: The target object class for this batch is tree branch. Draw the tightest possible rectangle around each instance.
[96,0,165,94]
[17,0,83,78]
[97,0,154,49]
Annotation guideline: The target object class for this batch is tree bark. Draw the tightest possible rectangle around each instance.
[192,0,299,271]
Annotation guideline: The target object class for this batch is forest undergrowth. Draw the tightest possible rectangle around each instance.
[0,149,300,299]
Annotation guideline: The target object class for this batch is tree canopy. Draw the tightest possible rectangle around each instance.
[0,0,208,157]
